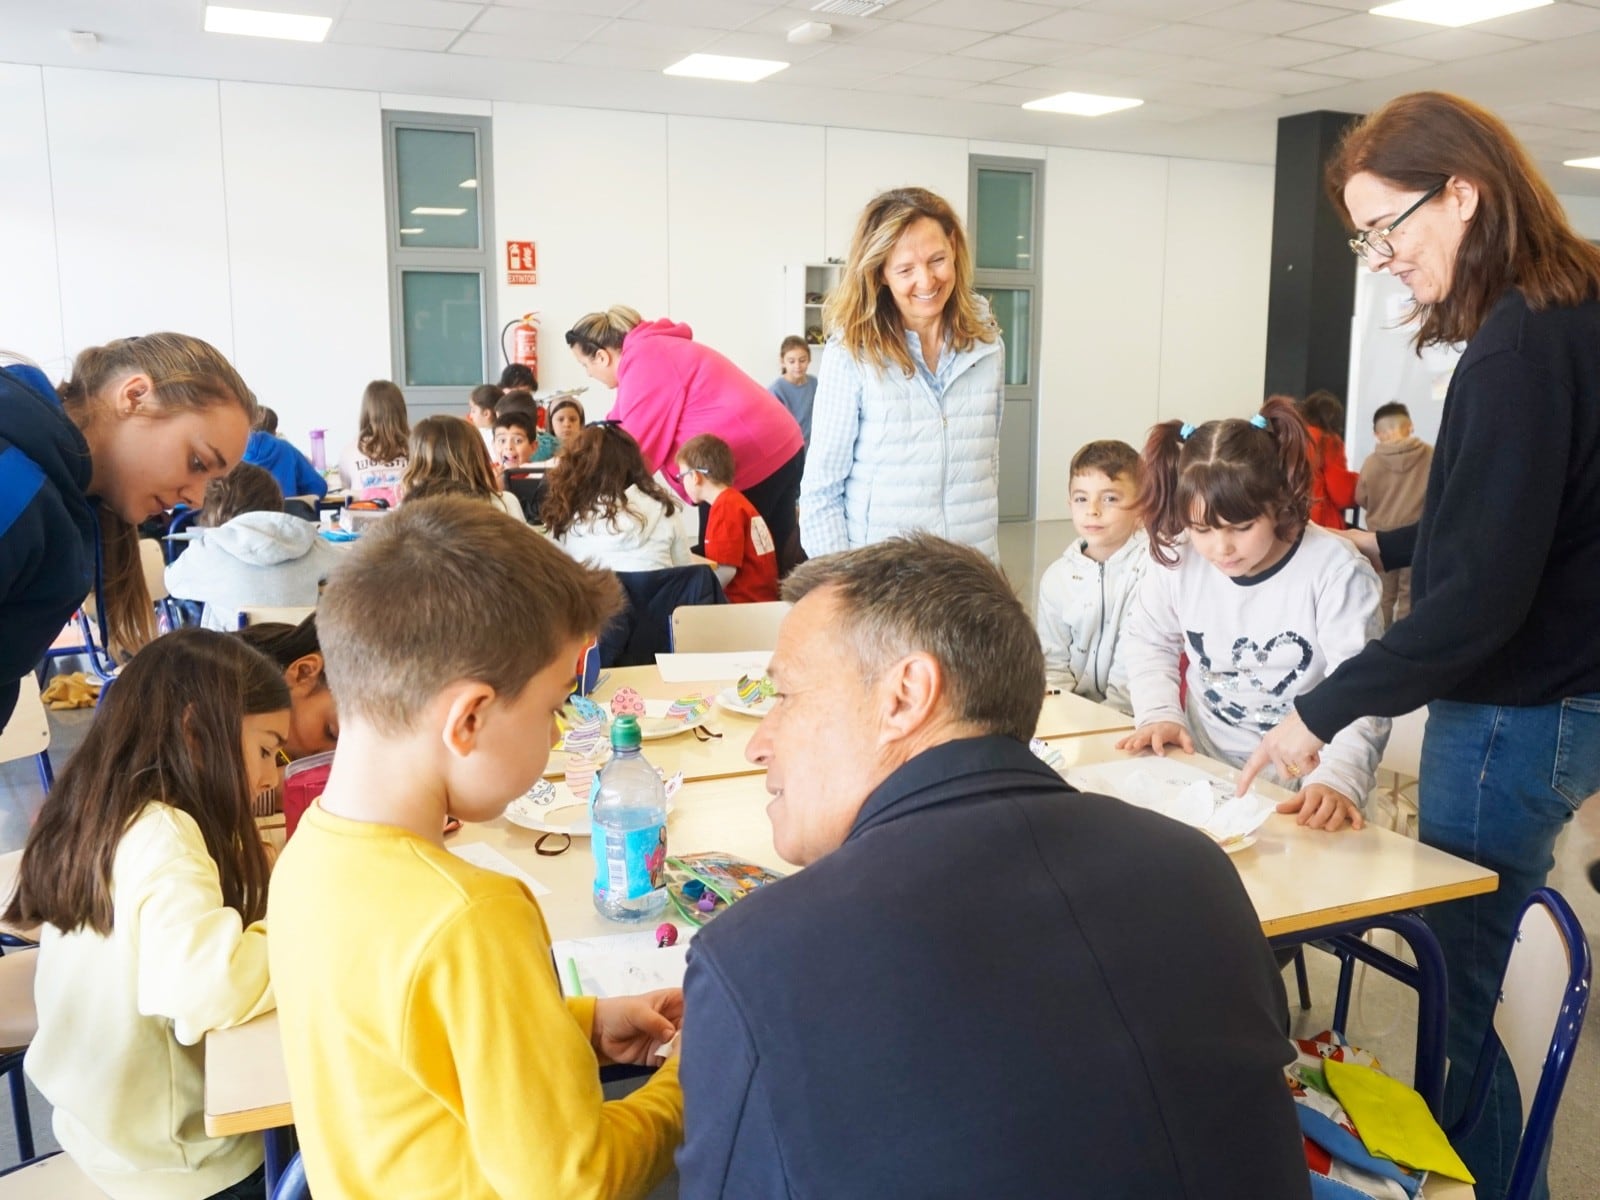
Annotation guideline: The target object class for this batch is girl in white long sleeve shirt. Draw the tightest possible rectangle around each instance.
[1119,398,1388,831]
[5,631,288,1200]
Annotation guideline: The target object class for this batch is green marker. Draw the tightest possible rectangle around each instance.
[565,957,583,998]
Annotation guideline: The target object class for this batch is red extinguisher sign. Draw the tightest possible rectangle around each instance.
[507,241,537,285]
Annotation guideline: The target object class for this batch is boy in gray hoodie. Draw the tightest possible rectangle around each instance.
[165,463,347,631]
[1357,402,1434,626]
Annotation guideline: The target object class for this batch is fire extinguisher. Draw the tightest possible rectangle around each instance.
[500,312,540,387]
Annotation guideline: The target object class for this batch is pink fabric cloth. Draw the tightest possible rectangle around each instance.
[609,319,804,502]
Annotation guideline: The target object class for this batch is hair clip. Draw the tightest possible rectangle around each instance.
[1250,414,1269,430]
[1179,423,1196,440]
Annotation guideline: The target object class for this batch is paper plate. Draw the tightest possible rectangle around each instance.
[714,686,775,718]
[1215,835,1258,856]
[504,780,676,837]
[637,698,711,741]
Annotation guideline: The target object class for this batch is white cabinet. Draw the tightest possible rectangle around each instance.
[784,261,845,347]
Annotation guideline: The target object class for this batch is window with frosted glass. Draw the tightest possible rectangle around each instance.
[974,169,1035,271]
[401,271,483,387]
[394,127,481,250]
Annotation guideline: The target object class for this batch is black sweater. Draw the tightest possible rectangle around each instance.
[1299,289,1600,740]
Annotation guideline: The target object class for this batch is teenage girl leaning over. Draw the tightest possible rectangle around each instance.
[1117,395,1389,832]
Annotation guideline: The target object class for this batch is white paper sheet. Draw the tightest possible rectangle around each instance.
[552,929,694,999]
[654,651,772,682]
[449,842,551,896]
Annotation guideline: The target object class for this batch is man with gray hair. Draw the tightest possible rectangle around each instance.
[676,534,1309,1199]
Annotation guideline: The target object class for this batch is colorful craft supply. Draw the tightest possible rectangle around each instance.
[735,674,774,707]
[655,922,679,948]
[666,694,710,722]
[610,687,646,717]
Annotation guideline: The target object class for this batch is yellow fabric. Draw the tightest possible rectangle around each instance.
[26,803,274,1200]
[40,672,99,709]
[268,802,682,1200]
[1324,1057,1476,1183]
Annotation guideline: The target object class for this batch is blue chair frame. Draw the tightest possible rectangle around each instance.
[1444,887,1591,1200]
[269,1148,309,1200]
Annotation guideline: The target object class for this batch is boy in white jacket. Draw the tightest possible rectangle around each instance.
[1036,442,1146,713]
[166,463,347,631]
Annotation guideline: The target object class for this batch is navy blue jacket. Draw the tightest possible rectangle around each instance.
[0,365,96,730]
[678,735,1308,1200]
[243,430,327,500]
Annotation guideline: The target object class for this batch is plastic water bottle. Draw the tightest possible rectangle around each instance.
[592,716,668,921]
[308,429,327,473]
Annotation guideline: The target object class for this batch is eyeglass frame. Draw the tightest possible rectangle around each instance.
[1348,180,1446,261]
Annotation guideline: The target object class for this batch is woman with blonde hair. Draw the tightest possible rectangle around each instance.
[0,333,256,729]
[400,414,525,521]
[799,187,1004,562]
[336,380,410,505]
[566,305,804,568]
[1239,92,1600,1198]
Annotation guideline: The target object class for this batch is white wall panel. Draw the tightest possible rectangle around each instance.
[0,65,65,375]
[823,127,969,258]
[43,68,234,361]
[221,82,390,446]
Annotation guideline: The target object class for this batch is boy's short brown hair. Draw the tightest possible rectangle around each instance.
[318,497,623,734]
[494,409,538,440]
[1069,440,1141,487]
[200,462,284,527]
[676,433,735,487]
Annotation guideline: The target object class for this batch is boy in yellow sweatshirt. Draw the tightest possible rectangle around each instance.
[267,496,683,1199]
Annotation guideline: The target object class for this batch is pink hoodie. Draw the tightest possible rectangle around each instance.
[610,319,804,502]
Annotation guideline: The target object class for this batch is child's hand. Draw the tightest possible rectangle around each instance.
[1278,783,1365,832]
[1116,722,1195,757]
[591,988,682,1065]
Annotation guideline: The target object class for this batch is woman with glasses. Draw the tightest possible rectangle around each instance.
[1240,91,1600,1199]
[798,187,1004,562]
[564,306,805,570]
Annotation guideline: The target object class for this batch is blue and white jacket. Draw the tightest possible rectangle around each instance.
[799,302,1004,561]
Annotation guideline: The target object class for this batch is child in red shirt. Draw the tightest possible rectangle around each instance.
[676,435,779,603]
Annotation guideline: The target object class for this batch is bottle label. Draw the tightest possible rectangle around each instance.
[593,822,667,902]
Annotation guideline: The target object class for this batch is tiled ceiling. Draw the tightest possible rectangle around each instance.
[7,0,1600,192]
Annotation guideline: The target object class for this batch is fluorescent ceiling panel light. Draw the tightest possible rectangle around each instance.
[1563,156,1600,169]
[1369,0,1551,27]
[203,5,331,42]
[410,206,467,216]
[1022,91,1143,117]
[663,54,788,83]
[459,178,478,188]
[399,227,425,234]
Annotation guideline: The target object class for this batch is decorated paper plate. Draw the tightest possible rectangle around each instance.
[715,675,776,718]
[504,777,679,836]
[637,696,712,741]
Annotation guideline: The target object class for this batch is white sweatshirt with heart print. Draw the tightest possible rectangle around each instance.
[1122,523,1389,807]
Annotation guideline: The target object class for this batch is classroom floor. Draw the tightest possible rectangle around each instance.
[3,519,1599,1195]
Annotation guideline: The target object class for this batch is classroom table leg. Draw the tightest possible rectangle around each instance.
[1270,910,1449,1118]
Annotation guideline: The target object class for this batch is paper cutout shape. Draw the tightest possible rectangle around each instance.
[1324,1058,1475,1183]
[610,686,646,717]
[736,674,774,707]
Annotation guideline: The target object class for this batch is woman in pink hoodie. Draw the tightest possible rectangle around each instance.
[565,306,805,570]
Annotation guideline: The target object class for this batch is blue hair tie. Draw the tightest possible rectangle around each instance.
[1250,414,1268,430]
[1179,422,1196,440]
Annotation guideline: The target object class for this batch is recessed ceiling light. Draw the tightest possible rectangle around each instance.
[1022,91,1143,117]
[663,54,789,83]
[202,5,332,42]
[1369,0,1551,28]
[399,227,425,235]
[459,178,478,189]
[410,207,467,216]
[1563,156,1600,170]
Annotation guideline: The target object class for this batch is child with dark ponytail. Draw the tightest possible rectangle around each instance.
[1117,395,1388,831]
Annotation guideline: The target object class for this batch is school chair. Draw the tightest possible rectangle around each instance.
[0,853,37,951]
[139,539,191,634]
[598,566,726,667]
[0,677,52,797]
[0,1152,109,1197]
[670,601,790,654]
[162,506,202,565]
[1444,887,1591,1200]
[0,948,39,1162]
[1375,708,1427,839]
[270,1150,309,1200]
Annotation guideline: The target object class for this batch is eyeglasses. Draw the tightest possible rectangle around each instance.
[1348,181,1445,261]
[671,465,706,484]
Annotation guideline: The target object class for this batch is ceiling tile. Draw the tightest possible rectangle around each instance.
[960,33,1089,64]
[844,21,991,54]
[958,80,1061,106]
[343,0,484,31]
[1136,100,1225,123]
[1156,80,1281,108]
[1015,9,1165,43]
[702,31,828,62]
[1078,0,1236,17]
[770,60,883,88]
[1250,67,1353,93]
[1380,28,1528,60]
[1191,1,1349,36]
[1475,3,1600,39]
[733,8,873,37]
[902,55,1029,82]
[468,7,611,39]
[1304,47,1435,79]
[1289,12,1436,47]
[489,0,634,12]
[854,73,974,98]
[912,0,1061,35]
[997,63,1169,99]
[328,21,461,51]
[1206,35,1342,66]
[621,0,772,27]
[1118,22,1250,54]
[811,44,934,72]
[585,18,722,52]
[556,42,678,69]
[448,31,581,58]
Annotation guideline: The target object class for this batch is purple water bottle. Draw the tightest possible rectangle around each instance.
[308,429,327,473]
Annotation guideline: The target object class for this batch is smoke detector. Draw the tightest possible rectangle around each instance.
[788,21,833,44]
[67,30,100,53]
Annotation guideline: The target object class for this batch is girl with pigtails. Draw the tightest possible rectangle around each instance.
[1116,395,1389,832]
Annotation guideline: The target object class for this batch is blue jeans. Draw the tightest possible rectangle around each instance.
[1419,696,1600,1200]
